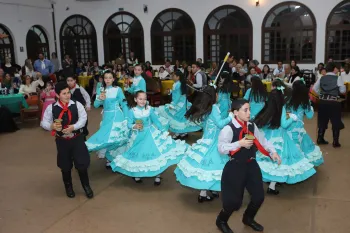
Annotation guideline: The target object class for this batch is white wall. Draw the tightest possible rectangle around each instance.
[0,0,346,68]
[0,0,55,65]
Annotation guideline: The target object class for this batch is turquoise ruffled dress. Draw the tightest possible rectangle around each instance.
[217,92,231,119]
[256,107,316,184]
[243,88,266,120]
[174,104,233,191]
[85,86,129,160]
[285,105,324,166]
[156,81,201,134]
[110,106,188,177]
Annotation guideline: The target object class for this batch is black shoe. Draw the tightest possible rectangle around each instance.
[267,188,279,195]
[332,130,341,148]
[317,129,329,145]
[242,218,264,232]
[198,195,214,203]
[105,162,111,169]
[154,178,161,186]
[333,142,341,148]
[276,182,283,187]
[64,183,76,198]
[133,177,143,183]
[210,191,220,198]
[216,217,234,233]
[82,184,94,199]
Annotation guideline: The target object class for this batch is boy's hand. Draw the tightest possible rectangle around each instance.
[239,138,254,149]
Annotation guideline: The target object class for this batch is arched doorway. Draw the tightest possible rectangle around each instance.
[59,15,98,63]
[204,5,252,63]
[26,25,50,60]
[262,2,316,63]
[103,12,144,63]
[151,8,196,64]
[0,24,15,64]
[326,0,350,62]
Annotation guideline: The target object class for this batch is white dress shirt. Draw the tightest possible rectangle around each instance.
[312,72,346,95]
[217,118,276,155]
[41,100,87,131]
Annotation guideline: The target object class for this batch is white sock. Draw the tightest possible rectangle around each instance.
[134,177,141,181]
[200,190,207,197]
[269,182,276,190]
[172,134,180,138]
[180,133,187,137]
[155,175,161,182]
[106,161,111,166]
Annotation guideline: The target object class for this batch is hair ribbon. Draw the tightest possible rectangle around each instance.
[276,86,285,94]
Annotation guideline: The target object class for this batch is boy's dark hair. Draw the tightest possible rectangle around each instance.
[55,81,69,95]
[326,62,339,73]
[231,99,249,111]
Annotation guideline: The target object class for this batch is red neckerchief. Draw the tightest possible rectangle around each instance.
[51,100,72,136]
[229,117,271,159]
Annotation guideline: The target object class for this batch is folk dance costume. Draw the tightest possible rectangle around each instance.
[285,104,324,166]
[125,75,146,94]
[41,100,93,198]
[243,88,265,120]
[174,105,233,195]
[69,84,91,140]
[216,118,276,233]
[110,106,188,184]
[313,72,346,147]
[156,80,201,136]
[85,86,129,163]
[256,107,316,184]
[217,92,231,119]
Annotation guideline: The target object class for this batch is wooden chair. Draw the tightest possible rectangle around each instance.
[20,93,42,124]
[145,77,162,107]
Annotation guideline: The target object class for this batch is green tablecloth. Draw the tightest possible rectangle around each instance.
[0,94,28,113]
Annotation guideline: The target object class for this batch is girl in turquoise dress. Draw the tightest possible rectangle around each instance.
[253,86,316,195]
[217,71,235,119]
[125,64,146,95]
[243,76,268,120]
[285,80,324,166]
[174,86,233,203]
[110,91,188,185]
[156,71,201,139]
[85,71,129,167]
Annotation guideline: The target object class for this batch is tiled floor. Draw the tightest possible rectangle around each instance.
[1,108,349,233]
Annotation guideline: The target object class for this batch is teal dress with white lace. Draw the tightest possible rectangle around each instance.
[125,75,146,94]
[256,107,316,184]
[85,86,129,159]
[156,81,201,133]
[217,92,231,119]
[174,104,233,191]
[285,104,324,166]
[243,88,265,120]
[110,106,188,177]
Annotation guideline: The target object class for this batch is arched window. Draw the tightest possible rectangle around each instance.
[60,15,98,63]
[151,9,195,64]
[26,25,50,60]
[0,24,15,64]
[262,2,316,64]
[326,0,350,62]
[103,12,144,63]
[204,5,253,64]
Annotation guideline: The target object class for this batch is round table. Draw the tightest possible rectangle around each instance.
[0,94,28,113]
[78,76,92,88]
[160,80,174,96]
[262,80,272,92]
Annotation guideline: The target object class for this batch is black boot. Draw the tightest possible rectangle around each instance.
[242,202,264,232]
[61,170,75,198]
[216,209,234,233]
[317,129,329,145]
[332,130,341,148]
[78,169,94,198]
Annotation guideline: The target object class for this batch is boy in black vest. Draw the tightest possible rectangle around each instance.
[216,99,280,233]
[41,82,94,199]
[66,76,91,141]
[312,62,346,147]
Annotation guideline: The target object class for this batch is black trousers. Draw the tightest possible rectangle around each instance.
[56,134,90,172]
[221,159,264,216]
[82,118,89,137]
[318,100,344,131]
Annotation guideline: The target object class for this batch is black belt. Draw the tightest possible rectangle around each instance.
[319,94,338,101]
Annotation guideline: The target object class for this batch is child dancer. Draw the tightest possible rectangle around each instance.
[41,82,93,198]
[66,76,91,140]
[216,99,281,233]
[174,86,233,202]
[125,64,146,95]
[85,71,129,167]
[254,87,316,195]
[243,76,268,120]
[156,71,201,139]
[285,80,324,166]
[110,91,188,185]
[40,81,56,120]
[217,71,235,119]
